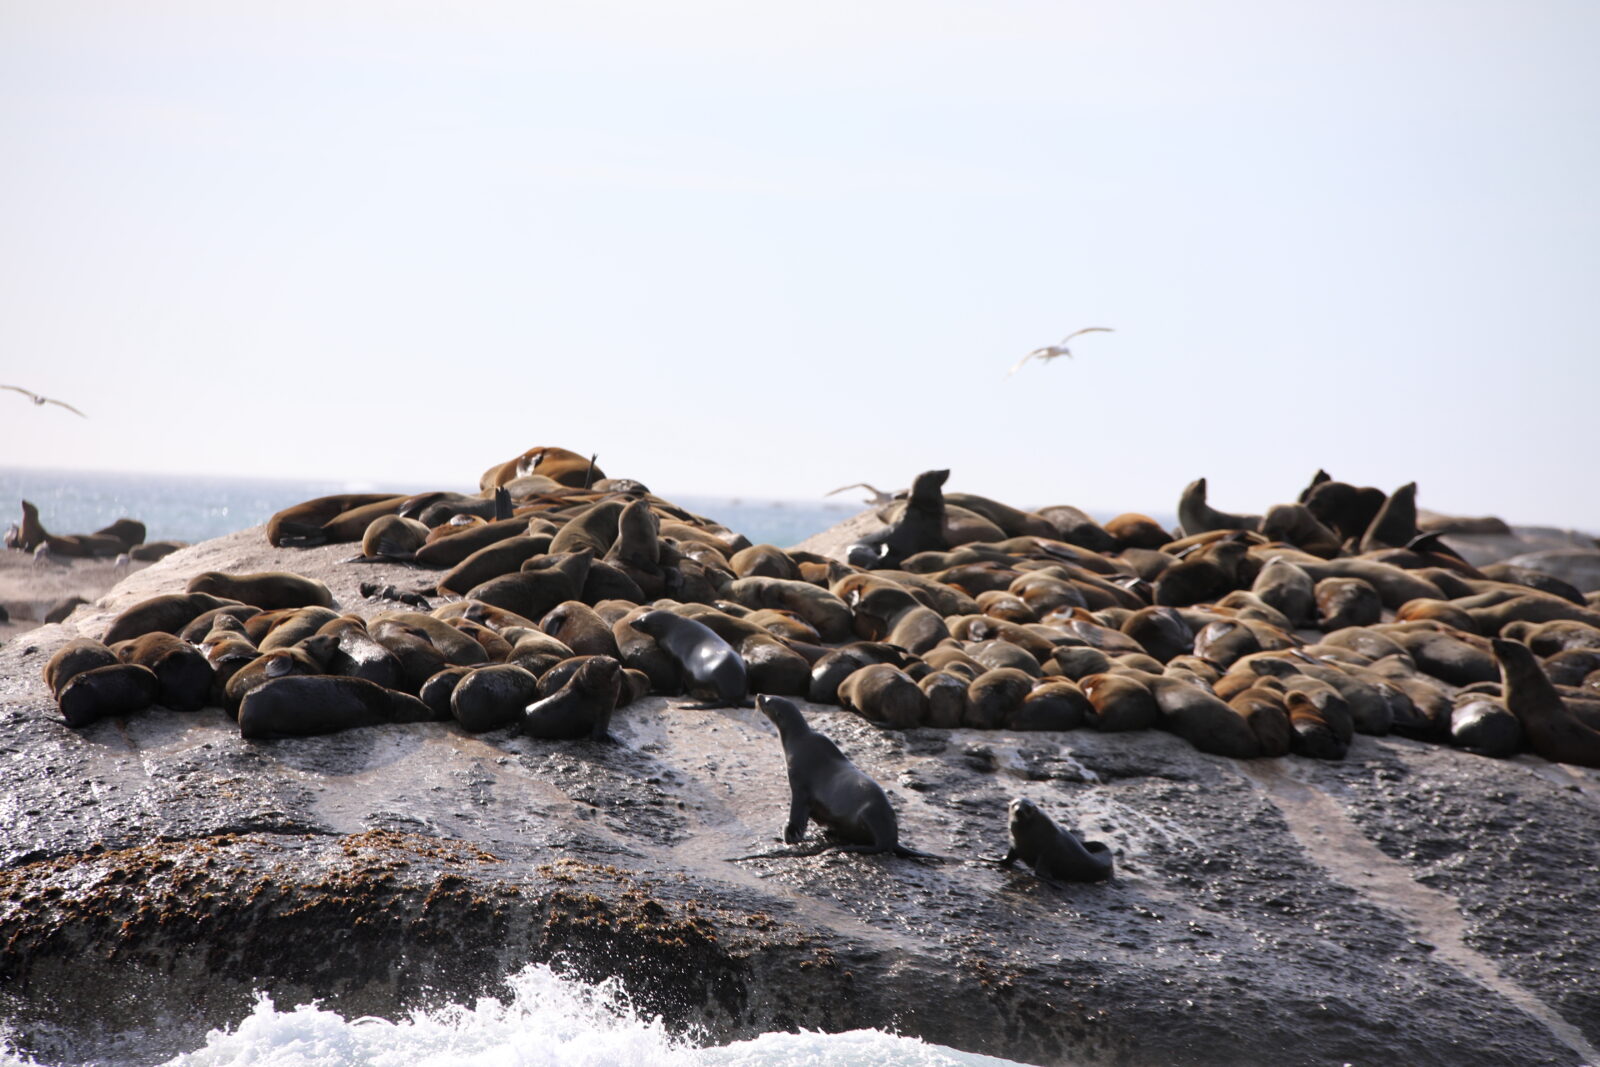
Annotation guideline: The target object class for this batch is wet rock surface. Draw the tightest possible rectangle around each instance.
[2,528,1599,1066]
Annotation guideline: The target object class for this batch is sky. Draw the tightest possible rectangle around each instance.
[2,1,1597,530]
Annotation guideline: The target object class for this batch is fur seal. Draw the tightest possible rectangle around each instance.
[1314,576,1382,631]
[630,609,748,708]
[1011,679,1092,731]
[1493,638,1600,767]
[997,797,1113,886]
[267,493,407,547]
[103,592,239,645]
[836,664,927,729]
[44,638,120,697]
[356,514,431,561]
[1358,482,1419,553]
[56,664,161,728]
[239,676,432,738]
[753,694,931,857]
[480,446,603,490]
[521,655,622,741]
[727,577,853,643]
[1450,694,1522,758]
[113,632,214,712]
[16,501,123,557]
[1177,478,1260,536]
[846,468,949,570]
[187,571,336,611]
[452,663,542,733]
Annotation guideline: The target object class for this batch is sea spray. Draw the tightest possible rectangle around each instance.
[0,965,1038,1067]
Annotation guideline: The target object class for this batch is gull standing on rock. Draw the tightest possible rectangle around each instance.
[1008,327,1114,377]
[2,385,86,417]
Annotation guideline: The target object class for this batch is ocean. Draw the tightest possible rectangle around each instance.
[0,964,1032,1067]
[0,468,866,551]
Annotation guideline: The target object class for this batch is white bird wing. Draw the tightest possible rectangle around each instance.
[1,384,41,401]
[45,397,87,417]
[1059,327,1114,344]
[1008,347,1052,376]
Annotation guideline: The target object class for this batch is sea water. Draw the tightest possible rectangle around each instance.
[0,469,863,549]
[0,964,1034,1067]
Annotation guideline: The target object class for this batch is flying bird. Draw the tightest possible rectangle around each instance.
[826,483,897,507]
[3,385,86,417]
[1008,327,1114,377]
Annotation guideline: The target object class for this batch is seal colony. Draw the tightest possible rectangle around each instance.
[30,445,1600,878]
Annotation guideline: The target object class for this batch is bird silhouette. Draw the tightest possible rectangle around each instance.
[1008,327,1114,377]
[825,483,897,506]
[3,385,86,417]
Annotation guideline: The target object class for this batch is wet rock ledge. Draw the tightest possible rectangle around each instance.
[1,527,1598,1066]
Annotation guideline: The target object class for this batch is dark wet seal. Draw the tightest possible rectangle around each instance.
[989,797,1113,888]
[730,695,938,862]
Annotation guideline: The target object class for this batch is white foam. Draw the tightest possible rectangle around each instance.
[0,965,1033,1067]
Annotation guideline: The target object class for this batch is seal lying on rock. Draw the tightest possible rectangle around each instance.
[741,695,936,859]
[630,609,749,708]
[994,797,1114,887]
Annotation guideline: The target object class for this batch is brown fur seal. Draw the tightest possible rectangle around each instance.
[1079,673,1160,731]
[267,493,407,547]
[357,514,431,561]
[521,655,621,741]
[1177,478,1261,536]
[1493,638,1600,767]
[239,676,432,738]
[187,571,335,611]
[1314,577,1382,631]
[56,664,161,728]
[480,446,603,490]
[846,468,949,570]
[1011,679,1092,731]
[751,694,933,857]
[452,663,541,733]
[837,664,927,729]
[1450,694,1521,758]
[419,666,475,719]
[539,601,621,659]
[223,646,326,715]
[727,577,853,643]
[436,535,555,596]
[17,501,123,557]
[918,671,970,727]
[996,797,1113,886]
[113,632,214,712]
[1358,482,1419,553]
[44,638,120,696]
[103,592,239,645]
[1103,513,1172,551]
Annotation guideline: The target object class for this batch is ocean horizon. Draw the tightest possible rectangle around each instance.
[0,467,1175,551]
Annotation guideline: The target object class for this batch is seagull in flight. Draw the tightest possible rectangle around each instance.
[826,482,897,506]
[1008,327,1114,377]
[3,385,86,417]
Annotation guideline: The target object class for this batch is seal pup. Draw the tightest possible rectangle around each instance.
[991,797,1113,887]
[520,655,622,741]
[630,609,749,708]
[739,695,935,859]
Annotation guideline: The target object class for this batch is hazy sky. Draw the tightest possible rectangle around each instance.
[3,2,1597,529]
